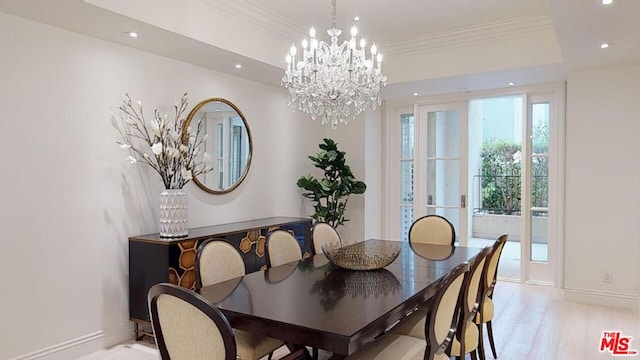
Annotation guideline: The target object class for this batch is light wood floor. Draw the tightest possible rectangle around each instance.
[77,282,639,360]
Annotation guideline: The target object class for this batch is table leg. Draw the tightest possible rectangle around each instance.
[280,344,314,360]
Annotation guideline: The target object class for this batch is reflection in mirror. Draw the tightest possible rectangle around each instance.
[184,98,252,194]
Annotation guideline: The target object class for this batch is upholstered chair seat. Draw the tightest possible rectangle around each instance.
[475,296,494,324]
[235,330,285,360]
[450,322,480,357]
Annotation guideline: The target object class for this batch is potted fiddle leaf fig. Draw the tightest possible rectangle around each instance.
[297,138,366,228]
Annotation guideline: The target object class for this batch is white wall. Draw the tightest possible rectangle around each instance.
[364,109,384,240]
[302,117,368,245]
[564,65,640,305]
[0,12,317,359]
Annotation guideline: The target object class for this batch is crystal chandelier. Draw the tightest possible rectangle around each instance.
[282,0,388,129]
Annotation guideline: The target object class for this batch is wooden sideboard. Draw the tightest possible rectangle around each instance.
[128,216,312,337]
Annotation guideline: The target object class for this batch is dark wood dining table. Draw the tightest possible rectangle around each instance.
[198,239,482,359]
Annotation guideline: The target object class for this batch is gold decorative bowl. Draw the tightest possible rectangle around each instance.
[321,241,401,271]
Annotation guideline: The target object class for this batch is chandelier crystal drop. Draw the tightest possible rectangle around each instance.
[281,0,387,129]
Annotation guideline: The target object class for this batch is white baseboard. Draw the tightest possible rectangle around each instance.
[564,288,638,311]
[9,324,134,360]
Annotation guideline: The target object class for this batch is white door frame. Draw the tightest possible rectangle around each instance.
[521,89,565,286]
[383,82,565,287]
[414,102,469,244]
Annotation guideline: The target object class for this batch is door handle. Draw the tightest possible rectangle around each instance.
[461,195,466,208]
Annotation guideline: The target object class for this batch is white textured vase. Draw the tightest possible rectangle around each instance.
[159,188,188,238]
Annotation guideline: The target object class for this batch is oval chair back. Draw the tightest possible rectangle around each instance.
[408,215,455,245]
[450,246,492,358]
[476,234,509,360]
[484,234,509,296]
[195,239,246,290]
[265,229,302,267]
[424,262,468,359]
[148,283,237,360]
[311,222,342,255]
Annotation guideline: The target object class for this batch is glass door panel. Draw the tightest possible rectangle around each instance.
[400,114,415,241]
[426,110,460,158]
[468,95,524,280]
[531,156,548,262]
[426,159,460,206]
[416,103,468,243]
[525,98,554,284]
[531,210,548,262]
[529,102,550,263]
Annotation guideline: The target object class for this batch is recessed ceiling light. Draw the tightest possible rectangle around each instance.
[354,16,360,21]
[507,82,515,86]
[126,31,139,38]
[601,0,614,5]
[413,92,418,96]
[234,64,242,69]
[600,43,610,49]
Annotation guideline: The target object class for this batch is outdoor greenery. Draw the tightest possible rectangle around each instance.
[480,140,522,214]
[531,120,549,209]
[297,138,366,228]
[480,121,549,214]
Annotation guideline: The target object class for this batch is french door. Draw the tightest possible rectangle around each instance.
[414,102,469,244]
[522,92,561,284]
[386,84,564,286]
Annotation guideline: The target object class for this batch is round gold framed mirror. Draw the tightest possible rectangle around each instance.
[183,98,252,194]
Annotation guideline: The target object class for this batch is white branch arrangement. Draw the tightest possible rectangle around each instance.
[114,93,214,189]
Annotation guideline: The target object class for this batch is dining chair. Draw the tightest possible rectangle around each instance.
[408,215,456,245]
[310,221,342,255]
[195,239,283,360]
[475,234,508,360]
[344,262,468,360]
[264,229,316,358]
[265,229,303,267]
[450,246,491,360]
[390,246,492,360]
[148,283,237,360]
[195,239,246,290]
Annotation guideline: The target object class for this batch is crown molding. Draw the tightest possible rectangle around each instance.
[381,14,555,57]
[197,2,554,62]
[200,0,304,40]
